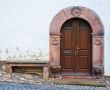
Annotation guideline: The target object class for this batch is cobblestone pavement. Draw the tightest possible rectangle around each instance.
[0,82,108,90]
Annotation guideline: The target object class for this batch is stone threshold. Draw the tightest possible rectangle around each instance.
[53,76,106,87]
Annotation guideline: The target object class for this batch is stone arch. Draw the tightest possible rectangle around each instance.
[50,6,104,76]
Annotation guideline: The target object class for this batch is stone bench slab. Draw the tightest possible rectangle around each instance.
[6,59,49,64]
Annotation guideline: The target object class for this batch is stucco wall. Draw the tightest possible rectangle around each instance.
[0,0,110,76]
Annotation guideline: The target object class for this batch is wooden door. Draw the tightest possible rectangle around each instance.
[61,18,92,75]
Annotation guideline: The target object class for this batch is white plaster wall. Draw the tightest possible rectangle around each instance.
[0,0,110,76]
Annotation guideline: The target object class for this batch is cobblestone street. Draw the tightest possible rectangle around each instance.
[0,82,108,90]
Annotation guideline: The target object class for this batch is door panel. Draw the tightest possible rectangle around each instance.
[61,18,92,75]
[64,29,72,49]
[61,27,75,72]
[79,56,88,69]
[79,30,88,49]
[77,56,89,72]
[63,56,73,71]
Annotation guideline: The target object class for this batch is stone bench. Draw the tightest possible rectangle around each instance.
[6,59,49,80]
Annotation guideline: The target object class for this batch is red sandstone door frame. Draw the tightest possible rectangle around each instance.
[49,6,104,76]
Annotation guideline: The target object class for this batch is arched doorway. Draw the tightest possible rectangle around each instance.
[60,18,92,75]
[50,6,104,76]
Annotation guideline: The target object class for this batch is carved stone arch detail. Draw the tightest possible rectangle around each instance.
[50,6,104,35]
[49,6,104,76]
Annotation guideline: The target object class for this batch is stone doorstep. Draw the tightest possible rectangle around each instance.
[61,76,93,79]
[53,76,106,87]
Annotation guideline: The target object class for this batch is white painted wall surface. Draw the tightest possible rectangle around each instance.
[0,0,110,76]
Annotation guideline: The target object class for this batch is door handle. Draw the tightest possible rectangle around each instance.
[75,46,80,55]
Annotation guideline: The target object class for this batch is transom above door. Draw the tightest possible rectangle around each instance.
[60,18,92,75]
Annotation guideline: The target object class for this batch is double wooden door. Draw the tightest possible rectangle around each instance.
[61,18,92,75]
